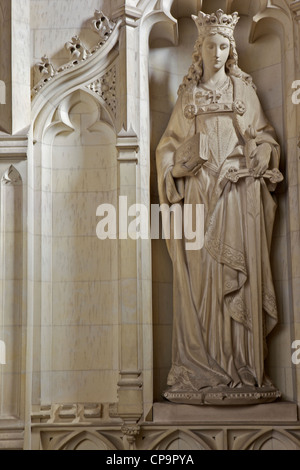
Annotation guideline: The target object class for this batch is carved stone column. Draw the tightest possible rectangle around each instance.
[0,165,24,449]
[116,128,143,427]
[111,2,144,429]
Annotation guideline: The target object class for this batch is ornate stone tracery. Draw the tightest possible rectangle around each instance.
[33,423,300,451]
[31,10,116,98]
[86,66,117,117]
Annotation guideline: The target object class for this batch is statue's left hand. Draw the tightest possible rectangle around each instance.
[249,143,272,177]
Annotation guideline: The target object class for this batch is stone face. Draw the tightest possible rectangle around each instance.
[0,0,299,451]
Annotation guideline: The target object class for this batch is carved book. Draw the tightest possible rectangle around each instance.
[174,133,208,171]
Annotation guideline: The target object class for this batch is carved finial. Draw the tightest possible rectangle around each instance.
[65,36,91,61]
[121,425,140,451]
[91,10,115,42]
[35,55,57,82]
[2,165,22,185]
[192,9,240,38]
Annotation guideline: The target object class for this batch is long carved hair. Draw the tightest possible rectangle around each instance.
[178,30,255,94]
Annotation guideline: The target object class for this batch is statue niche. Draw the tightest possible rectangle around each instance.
[156,9,283,406]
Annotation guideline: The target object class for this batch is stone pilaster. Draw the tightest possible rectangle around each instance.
[0,0,30,136]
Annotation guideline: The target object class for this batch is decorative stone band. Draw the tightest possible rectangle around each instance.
[225,167,284,184]
[205,236,247,274]
[164,386,281,406]
[32,10,116,98]
[121,425,141,437]
[184,100,246,119]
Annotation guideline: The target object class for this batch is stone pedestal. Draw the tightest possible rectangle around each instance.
[152,401,299,424]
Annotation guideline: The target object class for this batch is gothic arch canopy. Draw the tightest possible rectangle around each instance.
[31,13,122,141]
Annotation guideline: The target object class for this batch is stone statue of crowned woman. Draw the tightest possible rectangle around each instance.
[156,9,283,405]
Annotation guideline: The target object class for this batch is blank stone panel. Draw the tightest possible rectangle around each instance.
[51,325,116,371]
[38,91,119,405]
[52,281,119,326]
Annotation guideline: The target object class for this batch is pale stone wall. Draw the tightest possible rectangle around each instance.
[30,0,112,79]
[150,15,198,401]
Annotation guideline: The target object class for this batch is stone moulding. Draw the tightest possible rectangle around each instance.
[31,403,122,425]
[163,386,282,406]
[31,11,119,99]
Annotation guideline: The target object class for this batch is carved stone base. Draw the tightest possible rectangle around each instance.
[163,386,282,406]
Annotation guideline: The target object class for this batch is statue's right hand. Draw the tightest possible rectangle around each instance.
[172,161,203,178]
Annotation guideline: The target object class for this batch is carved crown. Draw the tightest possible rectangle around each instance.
[192,9,239,37]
